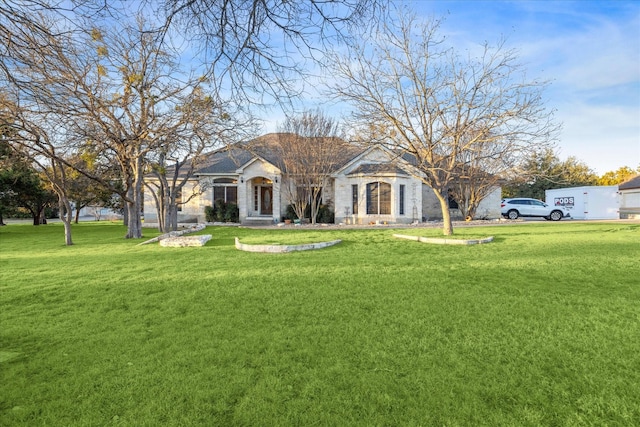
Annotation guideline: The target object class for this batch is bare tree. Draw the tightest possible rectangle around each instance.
[448,128,507,220]
[2,98,76,244]
[1,0,387,239]
[2,11,238,238]
[144,88,257,232]
[275,110,351,224]
[328,10,559,235]
[159,0,387,103]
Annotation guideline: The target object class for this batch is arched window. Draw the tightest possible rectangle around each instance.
[212,177,238,204]
[366,182,391,215]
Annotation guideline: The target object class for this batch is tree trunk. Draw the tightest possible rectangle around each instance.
[31,206,45,225]
[168,203,178,231]
[124,166,145,239]
[158,194,166,233]
[125,200,142,238]
[310,197,319,224]
[62,220,73,245]
[434,190,453,236]
[124,184,143,239]
[59,197,73,246]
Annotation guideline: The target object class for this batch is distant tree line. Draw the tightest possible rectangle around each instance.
[502,148,639,200]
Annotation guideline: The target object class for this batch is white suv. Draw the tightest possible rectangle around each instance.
[501,198,570,221]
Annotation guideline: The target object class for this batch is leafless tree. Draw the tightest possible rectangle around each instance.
[448,128,507,220]
[328,10,559,235]
[144,88,257,232]
[1,0,387,239]
[158,0,387,103]
[1,94,76,244]
[2,11,239,238]
[275,110,351,224]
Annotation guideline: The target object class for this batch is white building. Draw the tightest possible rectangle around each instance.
[144,134,501,226]
[545,186,619,220]
[618,175,640,219]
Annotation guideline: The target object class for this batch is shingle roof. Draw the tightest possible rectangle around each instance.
[194,147,254,174]
[194,133,365,175]
[619,174,640,190]
[347,163,409,176]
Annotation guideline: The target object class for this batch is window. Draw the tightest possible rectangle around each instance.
[366,182,391,215]
[399,184,405,215]
[212,178,238,204]
[352,184,358,215]
[447,189,459,209]
[254,186,259,211]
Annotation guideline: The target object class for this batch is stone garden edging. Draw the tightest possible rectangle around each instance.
[235,237,342,253]
[393,234,494,245]
[159,234,212,247]
[138,224,207,246]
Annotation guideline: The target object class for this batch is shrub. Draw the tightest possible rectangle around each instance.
[204,206,215,222]
[205,201,239,223]
[283,204,298,221]
[283,203,334,223]
[224,203,239,222]
[316,203,335,223]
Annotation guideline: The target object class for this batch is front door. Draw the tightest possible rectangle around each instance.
[260,186,273,215]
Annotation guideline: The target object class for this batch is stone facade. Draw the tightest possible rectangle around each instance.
[143,135,502,226]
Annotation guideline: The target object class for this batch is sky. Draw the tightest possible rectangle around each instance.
[263,0,639,176]
[407,0,640,175]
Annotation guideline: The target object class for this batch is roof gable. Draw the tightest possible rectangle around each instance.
[619,174,640,190]
[195,133,366,176]
[334,145,419,177]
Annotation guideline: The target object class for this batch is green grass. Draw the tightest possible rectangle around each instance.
[1,221,639,426]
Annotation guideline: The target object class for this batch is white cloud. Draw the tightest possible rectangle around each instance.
[411,1,640,174]
[519,13,640,91]
[556,102,640,174]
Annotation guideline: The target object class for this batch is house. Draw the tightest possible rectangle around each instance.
[143,134,501,226]
[618,174,640,219]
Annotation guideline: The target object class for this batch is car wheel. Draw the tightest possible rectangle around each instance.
[549,210,563,221]
[507,210,519,220]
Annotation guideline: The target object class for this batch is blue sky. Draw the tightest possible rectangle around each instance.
[408,0,640,174]
[263,0,639,176]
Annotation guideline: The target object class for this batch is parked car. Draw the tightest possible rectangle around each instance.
[501,198,570,221]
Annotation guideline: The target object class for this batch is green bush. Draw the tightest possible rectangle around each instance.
[283,203,334,223]
[316,203,334,223]
[205,200,239,223]
[283,204,298,221]
[223,203,239,222]
[204,205,215,222]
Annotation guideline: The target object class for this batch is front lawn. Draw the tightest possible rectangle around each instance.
[1,221,639,426]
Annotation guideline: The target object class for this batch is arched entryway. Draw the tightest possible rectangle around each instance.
[251,177,274,216]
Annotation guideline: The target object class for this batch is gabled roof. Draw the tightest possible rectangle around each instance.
[619,174,640,190]
[195,147,254,175]
[194,133,366,176]
[333,144,422,179]
[347,163,410,176]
